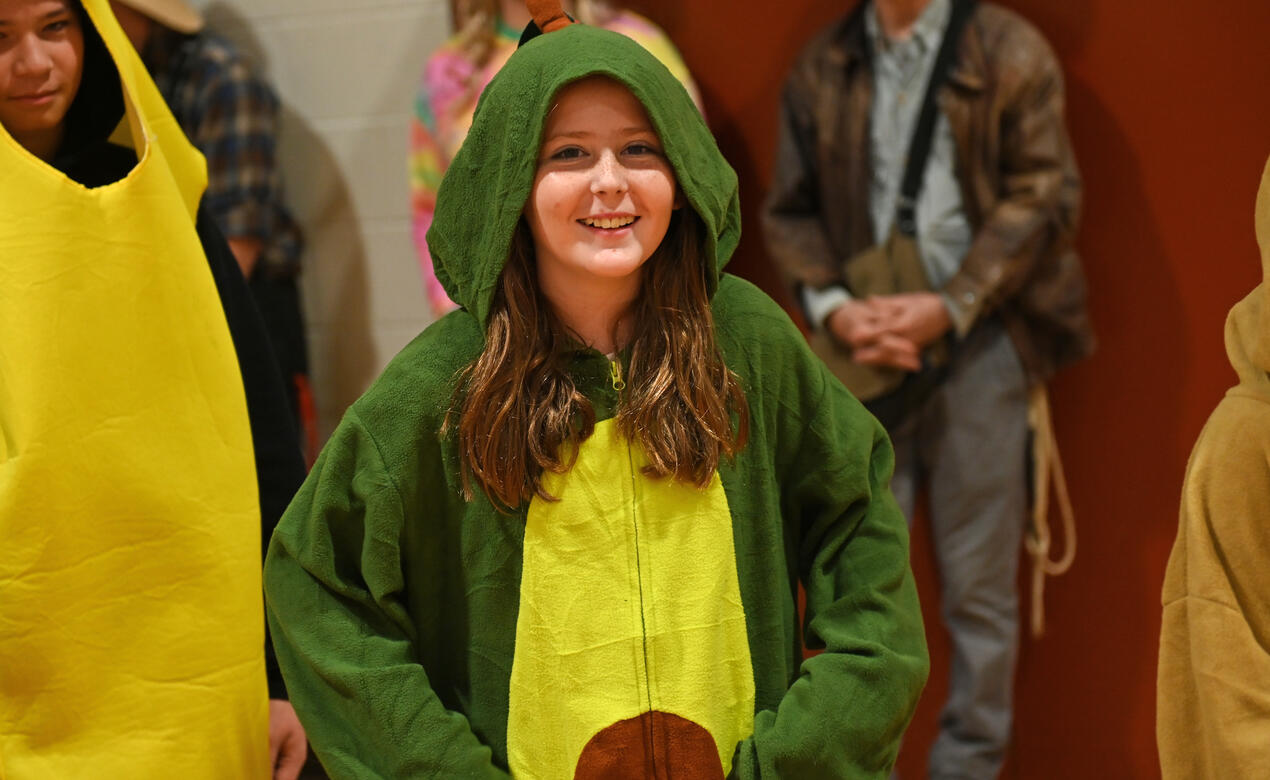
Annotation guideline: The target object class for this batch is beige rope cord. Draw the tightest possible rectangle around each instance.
[1025,384,1077,638]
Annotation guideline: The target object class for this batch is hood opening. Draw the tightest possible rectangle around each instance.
[58,1,127,163]
[48,0,139,188]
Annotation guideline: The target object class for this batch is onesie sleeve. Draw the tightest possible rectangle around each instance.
[734,360,929,778]
[263,409,509,778]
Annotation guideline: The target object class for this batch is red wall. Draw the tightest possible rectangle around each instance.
[623,0,1270,776]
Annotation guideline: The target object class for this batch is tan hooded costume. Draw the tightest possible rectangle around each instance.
[1157,155,1270,778]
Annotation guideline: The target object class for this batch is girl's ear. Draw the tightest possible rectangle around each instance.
[673,189,686,210]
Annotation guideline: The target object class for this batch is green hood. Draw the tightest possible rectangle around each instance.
[426,23,741,327]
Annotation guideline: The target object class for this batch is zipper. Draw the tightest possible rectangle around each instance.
[625,437,656,769]
[612,356,652,762]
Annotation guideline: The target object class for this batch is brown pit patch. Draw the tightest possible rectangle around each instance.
[574,711,724,779]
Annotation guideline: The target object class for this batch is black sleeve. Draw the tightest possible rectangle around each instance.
[197,205,307,699]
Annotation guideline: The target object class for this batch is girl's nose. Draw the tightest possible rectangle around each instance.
[590,150,628,195]
[13,36,55,79]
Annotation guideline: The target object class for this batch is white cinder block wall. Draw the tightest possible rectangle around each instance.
[190,0,451,439]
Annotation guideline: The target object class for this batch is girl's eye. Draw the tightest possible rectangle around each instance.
[45,19,71,34]
[550,146,586,161]
[624,143,660,157]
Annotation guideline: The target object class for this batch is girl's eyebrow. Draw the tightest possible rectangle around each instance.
[546,130,594,141]
[546,126,656,141]
[0,7,74,24]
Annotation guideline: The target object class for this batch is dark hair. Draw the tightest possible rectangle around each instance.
[59,1,125,157]
[445,211,749,511]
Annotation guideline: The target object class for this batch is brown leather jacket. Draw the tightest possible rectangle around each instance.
[763,2,1094,384]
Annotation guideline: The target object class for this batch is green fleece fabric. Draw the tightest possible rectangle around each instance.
[265,23,927,779]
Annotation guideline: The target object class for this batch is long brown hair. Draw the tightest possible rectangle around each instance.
[446,212,749,511]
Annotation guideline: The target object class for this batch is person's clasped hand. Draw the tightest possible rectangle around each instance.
[827,292,952,371]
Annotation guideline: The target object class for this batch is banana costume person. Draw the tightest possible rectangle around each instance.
[0,0,303,775]
[265,2,929,776]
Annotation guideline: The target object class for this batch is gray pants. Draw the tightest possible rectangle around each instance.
[887,318,1028,780]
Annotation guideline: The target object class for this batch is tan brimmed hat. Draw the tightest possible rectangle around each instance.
[114,0,205,34]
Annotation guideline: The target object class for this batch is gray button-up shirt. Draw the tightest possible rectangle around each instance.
[803,0,973,327]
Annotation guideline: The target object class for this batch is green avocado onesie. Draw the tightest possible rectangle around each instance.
[263,19,928,780]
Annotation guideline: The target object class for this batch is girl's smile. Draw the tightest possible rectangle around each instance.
[578,213,639,232]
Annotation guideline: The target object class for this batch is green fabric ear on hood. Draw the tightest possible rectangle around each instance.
[426,24,741,328]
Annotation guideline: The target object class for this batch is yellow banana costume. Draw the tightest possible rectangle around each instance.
[0,1,268,776]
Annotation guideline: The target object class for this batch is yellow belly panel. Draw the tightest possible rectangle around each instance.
[507,418,754,778]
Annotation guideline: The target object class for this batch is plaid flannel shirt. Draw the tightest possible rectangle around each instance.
[147,30,303,279]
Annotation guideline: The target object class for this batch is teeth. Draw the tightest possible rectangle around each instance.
[583,216,636,229]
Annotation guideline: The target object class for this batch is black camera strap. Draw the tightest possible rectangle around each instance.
[894,0,977,237]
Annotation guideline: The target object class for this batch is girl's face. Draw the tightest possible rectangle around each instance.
[525,77,677,300]
[0,0,84,154]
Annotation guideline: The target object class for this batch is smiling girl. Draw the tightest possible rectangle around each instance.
[264,3,928,777]
[409,0,702,318]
